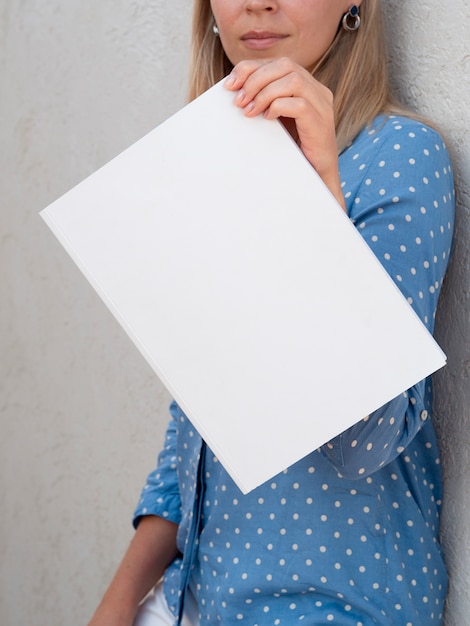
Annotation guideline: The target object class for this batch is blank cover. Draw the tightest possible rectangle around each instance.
[40,80,446,494]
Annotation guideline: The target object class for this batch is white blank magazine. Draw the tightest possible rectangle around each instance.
[40,81,446,494]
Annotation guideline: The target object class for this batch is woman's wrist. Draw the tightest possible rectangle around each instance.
[87,596,137,626]
[321,171,346,212]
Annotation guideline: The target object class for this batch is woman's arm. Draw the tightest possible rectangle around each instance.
[321,119,455,478]
[88,403,184,626]
[87,515,178,626]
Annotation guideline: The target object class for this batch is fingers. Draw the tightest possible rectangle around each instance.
[225,58,331,121]
[225,58,310,115]
[262,95,310,121]
[240,72,310,118]
[223,59,265,90]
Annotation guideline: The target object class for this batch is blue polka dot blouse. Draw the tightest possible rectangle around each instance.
[134,115,455,626]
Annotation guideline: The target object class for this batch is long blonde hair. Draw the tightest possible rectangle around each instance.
[188,0,411,152]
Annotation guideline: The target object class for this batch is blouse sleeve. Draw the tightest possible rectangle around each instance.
[133,400,182,527]
[321,118,455,479]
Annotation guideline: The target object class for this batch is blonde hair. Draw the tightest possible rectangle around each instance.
[188,0,413,152]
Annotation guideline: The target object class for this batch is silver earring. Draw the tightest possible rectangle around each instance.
[213,22,219,36]
[342,5,361,31]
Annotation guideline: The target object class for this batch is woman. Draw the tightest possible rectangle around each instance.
[88,1,454,625]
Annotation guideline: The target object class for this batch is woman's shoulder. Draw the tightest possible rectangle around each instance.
[340,114,453,188]
[345,114,450,162]
[340,113,455,222]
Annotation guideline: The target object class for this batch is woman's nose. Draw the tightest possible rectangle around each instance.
[244,0,278,13]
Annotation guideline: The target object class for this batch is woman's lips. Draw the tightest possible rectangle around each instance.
[240,31,288,50]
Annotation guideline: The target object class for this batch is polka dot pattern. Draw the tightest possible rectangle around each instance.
[134,116,454,625]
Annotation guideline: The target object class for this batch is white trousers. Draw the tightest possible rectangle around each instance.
[134,583,200,626]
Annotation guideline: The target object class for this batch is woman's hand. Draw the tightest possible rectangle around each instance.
[224,58,346,211]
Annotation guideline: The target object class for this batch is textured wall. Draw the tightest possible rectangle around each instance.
[0,2,469,626]
[0,2,192,625]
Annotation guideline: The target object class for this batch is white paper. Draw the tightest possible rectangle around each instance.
[40,80,446,494]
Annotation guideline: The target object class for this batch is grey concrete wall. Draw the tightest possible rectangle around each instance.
[0,2,192,624]
[1,1,469,625]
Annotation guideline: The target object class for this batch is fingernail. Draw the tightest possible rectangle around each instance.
[243,101,255,114]
[224,72,236,88]
[234,89,246,105]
